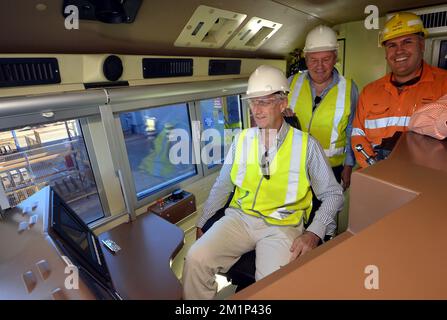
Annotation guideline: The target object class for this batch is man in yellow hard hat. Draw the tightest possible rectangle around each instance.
[182,65,343,299]
[352,12,447,167]
[285,25,359,191]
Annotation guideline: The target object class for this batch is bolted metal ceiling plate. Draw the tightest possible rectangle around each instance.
[225,17,282,51]
[174,5,247,49]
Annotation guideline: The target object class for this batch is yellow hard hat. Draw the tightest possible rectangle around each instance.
[380,12,428,45]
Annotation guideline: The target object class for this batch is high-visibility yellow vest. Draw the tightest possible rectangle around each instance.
[288,72,352,167]
[229,127,312,226]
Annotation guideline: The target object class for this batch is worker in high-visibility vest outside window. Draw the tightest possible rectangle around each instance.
[182,65,344,299]
[285,25,358,191]
[351,12,447,167]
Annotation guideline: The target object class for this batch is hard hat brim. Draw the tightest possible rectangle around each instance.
[303,46,338,53]
[241,90,288,100]
[380,29,428,46]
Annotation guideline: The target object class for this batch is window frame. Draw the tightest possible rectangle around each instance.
[0,116,111,224]
[79,118,112,218]
[429,36,447,68]
[108,100,205,211]
[194,94,245,176]
[0,90,110,224]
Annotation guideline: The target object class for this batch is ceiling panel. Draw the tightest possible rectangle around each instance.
[274,0,447,24]
[0,0,445,59]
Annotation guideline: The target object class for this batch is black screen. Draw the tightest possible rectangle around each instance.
[58,203,101,268]
[49,188,117,299]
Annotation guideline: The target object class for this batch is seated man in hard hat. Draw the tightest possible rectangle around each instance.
[284,25,358,191]
[351,12,447,167]
[182,65,343,299]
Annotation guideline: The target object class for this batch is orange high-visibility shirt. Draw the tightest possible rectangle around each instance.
[352,62,447,167]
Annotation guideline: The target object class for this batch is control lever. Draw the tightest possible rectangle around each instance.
[355,144,377,166]
[171,189,184,201]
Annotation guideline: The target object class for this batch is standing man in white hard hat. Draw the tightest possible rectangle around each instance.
[182,65,343,299]
[285,25,358,192]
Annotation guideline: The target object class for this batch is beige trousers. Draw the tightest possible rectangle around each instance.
[182,207,304,299]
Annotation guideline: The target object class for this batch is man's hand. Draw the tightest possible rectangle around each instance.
[341,165,353,191]
[289,231,320,262]
[282,107,295,117]
[196,227,204,240]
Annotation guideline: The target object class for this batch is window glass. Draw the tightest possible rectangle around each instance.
[198,95,242,168]
[0,120,104,223]
[439,40,447,70]
[119,103,197,200]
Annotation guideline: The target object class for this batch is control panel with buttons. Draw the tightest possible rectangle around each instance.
[147,189,196,224]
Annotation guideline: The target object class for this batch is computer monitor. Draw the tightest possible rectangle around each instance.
[48,187,120,299]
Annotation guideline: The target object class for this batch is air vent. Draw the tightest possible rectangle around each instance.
[84,81,129,89]
[388,5,447,35]
[209,60,241,76]
[142,58,193,78]
[0,58,61,88]
[420,11,447,29]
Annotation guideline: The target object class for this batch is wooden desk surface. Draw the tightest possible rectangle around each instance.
[233,132,447,299]
[99,212,184,300]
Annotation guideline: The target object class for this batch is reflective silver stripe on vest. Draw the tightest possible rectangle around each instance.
[289,72,306,110]
[270,130,302,220]
[234,129,255,186]
[327,75,347,157]
[287,74,294,86]
[352,128,366,136]
[364,116,411,129]
[285,130,302,204]
[269,208,297,220]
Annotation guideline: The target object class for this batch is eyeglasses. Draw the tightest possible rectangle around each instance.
[248,97,282,108]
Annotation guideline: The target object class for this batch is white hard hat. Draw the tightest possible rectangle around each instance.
[303,25,338,53]
[243,65,290,99]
